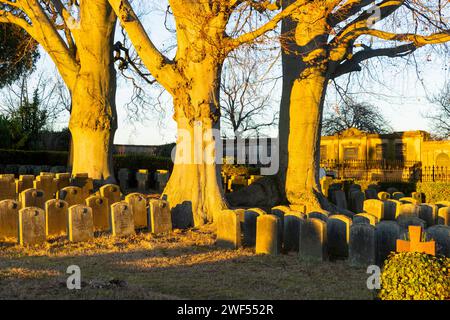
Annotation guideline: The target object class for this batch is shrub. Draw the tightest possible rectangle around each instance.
[221,163,260,177]
[0,149,68,166]
[416,182,450,204]
[379,252,450,300]
[113,154,173,172]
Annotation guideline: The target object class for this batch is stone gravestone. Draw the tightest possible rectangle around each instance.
[0,177,16,201]
[327,215,352,259]
[349,223,376,266]
[18,207,46,245]
[86,195,109,231]
[243,208,266,247]
[384,199,401,220]
[307,210,329,222]
[110,202,135,236]
[68,205,94,242]
[392,192,405,201]
[397,203,420,218]
[283,212,303,252]
[34,175,58,202]
[136,169,149,193]
[125,193,147,229]
[71,174,94,199]
[377,192,390,201]
[363,199,385,221]
[16,175,34,194]
[149,199,172,234]
[437,206,450,226]
[58,186,84,207]
[255,214,281,255]
[364,188,378,200]
[118,168,130,192]
[299,218,327,261]
[216,210,241,249]
[156,170,170,193]
[55,173,71,190]
[45,199,68,236]
[399,197,419,205]
[20,188,45,209]
[353,213,378,226]
[386,187,398,195]
[333,190,348,210]
[100,184,121,207]
[0,199,20,240]
[349,190,365,214]
[271,205,291,243]
[418,204,437,227]
[375,221,400,265]
[397,216,426,233]
[425,225,450,257]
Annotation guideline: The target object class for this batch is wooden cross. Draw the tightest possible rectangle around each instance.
[396,226,435,255]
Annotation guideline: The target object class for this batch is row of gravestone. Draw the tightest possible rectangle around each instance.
[117,168,169,193]
[216,206,450,266]
[0,165,67,176]
[0,197,172,245]
[221,175,263,192]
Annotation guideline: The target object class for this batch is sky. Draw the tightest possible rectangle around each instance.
[3,3,450,146]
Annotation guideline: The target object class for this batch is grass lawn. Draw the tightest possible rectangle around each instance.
[0,225,375,300]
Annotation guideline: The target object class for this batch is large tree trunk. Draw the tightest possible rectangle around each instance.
[162,60,228,227]
[68,4,117,183]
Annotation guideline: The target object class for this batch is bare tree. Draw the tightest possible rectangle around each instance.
[322,99,392,135]
[427,82,450,138]
[0,0,118,182]
[221,48,279,138]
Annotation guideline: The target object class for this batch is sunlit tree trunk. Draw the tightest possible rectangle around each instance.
[68,4,117,182]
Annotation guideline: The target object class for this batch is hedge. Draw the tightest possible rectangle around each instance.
[416,182,450,204]
[0,149,68,166]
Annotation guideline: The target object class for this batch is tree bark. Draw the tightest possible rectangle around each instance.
[68,3,117,183]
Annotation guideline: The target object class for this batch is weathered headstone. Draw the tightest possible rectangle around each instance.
[425,225,450,257]
[411,192,423,204]
[392,192,405,201]
[327,215,352,259]
[243,208,266,247]
[45,199,68,236]
[349,224,376,266]
[437,206,450,226]
[58,186,84,207]
[16,175,34,194]
[156,170,170,193]
[378,191,390,201]
[34,175,58,202]
[55,173,71,190]
[125,193,147,229]
[375,221,400,265]
[71,174,94,199]
[0,199,19,240]
[271,205,290,242]
[20,188,45,209]
[283,212,303,252]
[353,213,378,226]
[0,177,16,201]
[216,210,241,249]
[363,199,385,221]
[149,199,172,234]
[86,195,109,231]
[136,169,149,193]
[397,203,420,218]
[399,197,420,205]
[100,184,121,207]
[307,210,329,222]
[68,205,94,242]
[397,216,426,234]
[255,214,281,255]
[418,204,437,227]
[349,190,365,213]
[18,207,46,245]
[364,188,378,200]
[299,218,327,261]
[333,190,348,210]
[384,199,401,220]
[436,201,450,208]
[118,168,130,192]
[110,202,135,236]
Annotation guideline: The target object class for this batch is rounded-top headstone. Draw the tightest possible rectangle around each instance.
[425,225,450,257]
[255,214,281,255]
